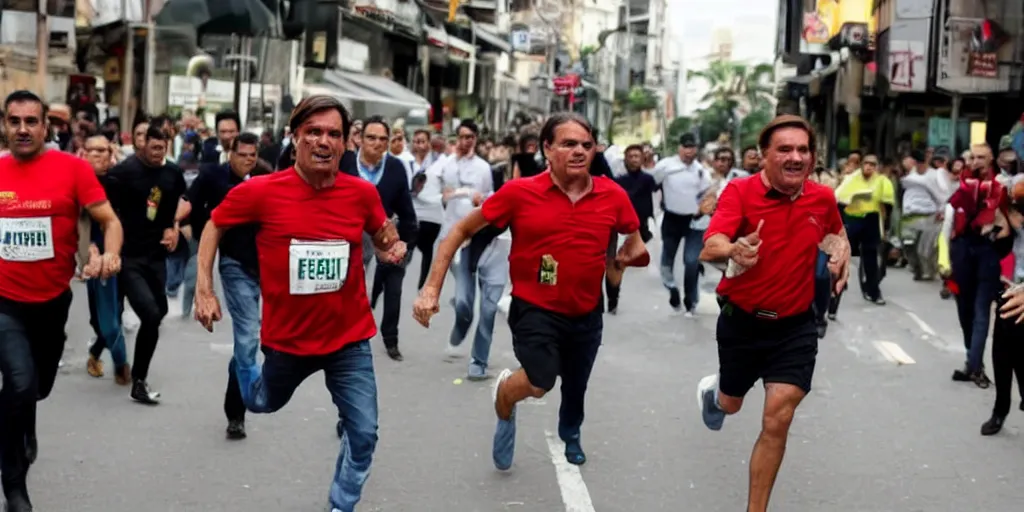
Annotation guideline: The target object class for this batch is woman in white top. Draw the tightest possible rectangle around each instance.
[408,129,445,289]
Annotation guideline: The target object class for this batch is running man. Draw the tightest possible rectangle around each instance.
[0,90,123,512]
[194,95,406,512]
[696,115,851,512]
[413,112,650,469]
[606,144,656,314]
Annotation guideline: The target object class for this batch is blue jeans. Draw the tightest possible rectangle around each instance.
[813,250,831,322]
[220,256,261,421]
[950,236,1002,372]
[232,340,378,512]
[449,247,506,368]
[181,238,199,316]
[659,215,704,309]
[87,277,128,368]
[165,248,187,296]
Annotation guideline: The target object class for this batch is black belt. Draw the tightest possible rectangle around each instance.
[718,296,810,322]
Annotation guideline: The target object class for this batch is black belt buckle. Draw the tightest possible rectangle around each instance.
[754,309,778,320]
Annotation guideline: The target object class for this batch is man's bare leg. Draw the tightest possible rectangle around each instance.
[747,382,806,512]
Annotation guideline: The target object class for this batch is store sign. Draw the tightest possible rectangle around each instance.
[510,29,530,52]
[967,52,998,78]
[351,0,420,32]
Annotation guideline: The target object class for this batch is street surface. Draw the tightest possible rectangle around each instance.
[31,230,1024,511]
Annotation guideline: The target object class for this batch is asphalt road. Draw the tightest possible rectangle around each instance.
[28,237,1024,511]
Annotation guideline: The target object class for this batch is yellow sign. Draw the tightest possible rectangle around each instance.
[803,0,876,45]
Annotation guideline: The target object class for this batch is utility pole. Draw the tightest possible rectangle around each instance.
[144,0,157,115]
[35,0,49,96]
[120,0,136,126]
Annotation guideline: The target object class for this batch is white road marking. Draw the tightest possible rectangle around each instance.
[904,311,937,337]
[544,430,596,512]
[873,341,916,365]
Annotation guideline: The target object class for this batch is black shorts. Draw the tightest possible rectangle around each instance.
[716,303,818,397]
[507,297,603,391]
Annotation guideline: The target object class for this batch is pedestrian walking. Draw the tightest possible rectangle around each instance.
[695,114,851,512]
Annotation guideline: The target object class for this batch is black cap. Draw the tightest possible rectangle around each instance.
[679,133,698,147]
[910,149,926,163]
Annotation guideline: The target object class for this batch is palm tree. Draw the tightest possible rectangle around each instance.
[688,61,775,145]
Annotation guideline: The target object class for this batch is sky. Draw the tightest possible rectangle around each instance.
[665,0,780,114]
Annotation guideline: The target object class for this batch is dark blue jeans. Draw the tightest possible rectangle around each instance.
[659,212,704,310]
[231,340,378,512]
[0,290,72,499]
[813,250,831,322]
[950,236,1002,372]
[164,247,188,296]
[220,257,261,422]
[87,277,128,368]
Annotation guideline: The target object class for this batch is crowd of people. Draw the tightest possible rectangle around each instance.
[0,85,1023,512]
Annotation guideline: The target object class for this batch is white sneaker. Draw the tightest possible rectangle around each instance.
[445,343,464,359]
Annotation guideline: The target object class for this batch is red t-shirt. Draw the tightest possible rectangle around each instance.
[481,171,640,316]
[210,168,387,356]
[704,174,843,318]
[0,151,106,303]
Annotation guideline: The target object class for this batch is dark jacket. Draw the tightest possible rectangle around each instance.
[187,163,260,278]
[199,138,222,165]
[341,151,418,246]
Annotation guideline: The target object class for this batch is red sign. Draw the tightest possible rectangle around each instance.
[552,74,583,106]
[968,52,998,78]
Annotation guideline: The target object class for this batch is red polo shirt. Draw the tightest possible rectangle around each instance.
[481,171,640,316]
[211,168,387,356]
[704,174,843,318]
[0,151,107,303]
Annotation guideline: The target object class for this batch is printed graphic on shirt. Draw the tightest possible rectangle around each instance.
[539,253,558,285]
[0,216,54,262]
[289,239,350,295]
[146,186,162,221]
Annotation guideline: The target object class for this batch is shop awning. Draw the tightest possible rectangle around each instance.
[321,70,430,110]
[473,22,511,54]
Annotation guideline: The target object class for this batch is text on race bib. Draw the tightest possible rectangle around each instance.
[288,239,350,295]
[0,216,55,262]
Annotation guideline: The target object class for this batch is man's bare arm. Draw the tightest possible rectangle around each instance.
[85,200,124,255]
[372,219,399,252]
[196,220,224,295]
[175,197,191,222]
[421,209,491,294]
[699,233,734,263]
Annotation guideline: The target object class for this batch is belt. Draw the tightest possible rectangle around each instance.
[717,297,792,321]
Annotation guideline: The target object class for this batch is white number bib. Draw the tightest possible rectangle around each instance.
[288,239,350,295]
[0,216,55,262]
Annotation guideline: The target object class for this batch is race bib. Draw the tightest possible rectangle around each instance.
[288,239,350,295]
[0,216,55,262]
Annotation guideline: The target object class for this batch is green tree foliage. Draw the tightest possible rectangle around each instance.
[684,60,776,147]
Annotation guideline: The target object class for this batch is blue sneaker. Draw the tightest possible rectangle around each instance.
[467,362,488,381]
[697,374,726,431]
[564,438,586,465]
[492,368,517,470]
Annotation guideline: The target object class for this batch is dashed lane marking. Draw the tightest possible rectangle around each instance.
[544,430,597,512]
[904,311,937,337]
[873,340,916,365]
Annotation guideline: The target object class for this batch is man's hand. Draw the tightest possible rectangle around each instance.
[614,233,651,269]
[820,232,851,295]
[1000,285,1024,324]
[100,252,121,278]
[698,192,717,216]
[161,227,179,252]
[729,219,764,267]
[372,220,398,250]
[412,286,441,327]
[194,289,222,332]
[82,245,102,279]
[376,241,408,265]
[472,192,484,206]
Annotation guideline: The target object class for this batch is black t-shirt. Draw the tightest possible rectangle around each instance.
[108,155,187,259]
[513,152,541,178]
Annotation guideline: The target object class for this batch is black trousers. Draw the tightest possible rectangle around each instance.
[119,256,169,382]
[0,290,72,498]
[415,221,441,290]
[992,295,1024,418]
[371,263,406,347]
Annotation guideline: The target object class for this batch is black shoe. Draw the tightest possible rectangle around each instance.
[3,485,32,512]
[668,289,682,312]
[226,419,247,440]
[385,345,403,361]
[130,380,161,405]
[971,370,992,389]
[981,415,1005,436]
[816,320,828,339]
[24,435,37,466]
[827,313,837,321]
[940,287,952,300]
[952,364,972,382]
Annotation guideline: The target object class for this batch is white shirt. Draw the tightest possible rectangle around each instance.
[412,156,445,225]
[901,168,943,215]
[439,153,493,238]
[653,155,712,216]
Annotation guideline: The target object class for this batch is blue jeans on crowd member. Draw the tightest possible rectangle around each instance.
[180,238,199,317]
[449,246,507,377]
[165,247,187,297]
[232,340,378,512]
[220,256,261,422]
[87,277,128,368]
[659,216,705,311]
[950,236,1002,372]
[813,250,832,322]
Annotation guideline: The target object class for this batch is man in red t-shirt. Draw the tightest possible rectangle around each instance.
[193,95,405,512]
[0,90,123,512]
[413,112,649,471]
[696,115,850,512]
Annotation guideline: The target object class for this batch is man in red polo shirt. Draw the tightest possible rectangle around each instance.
[193,95,405,512]
[695,115,850,512]
[0,90,123,511]
[412,112,649,470]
